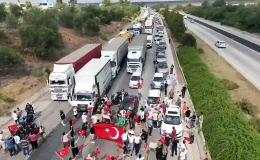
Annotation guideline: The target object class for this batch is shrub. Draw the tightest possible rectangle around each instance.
[5,13,19,29]
[0,93,15,103]
[220,79,239,90]
[85,18,100,36]
[250,117,260,133]
[31,68,44,77]
[0,30,7,40]
[180,33,197,47]
[177,46,260,160]
[0,46,22,65]
[197,47,204,54]
[236,99,257,116]
[100,34,108,41]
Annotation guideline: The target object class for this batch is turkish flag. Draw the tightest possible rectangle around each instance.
[127,111,132,117]
[72,119,77,128]
[106,156,112,160]
[78,129,86,136]
[130,98,136,104]
[94,148,100,158]
[93,124,124,144]
[8,125,19,133]
[114,155,119,160]
[107,101,112,107]
[144,142,148,149]
[56,147,69,159]
[156,98,160,104]
[87,107,93,111]
[79,144,84,151]
[137,81,142,89]
[117,143,123,148]
[184,137,191,142]
[158,138,166,145]
[186,125,191,129]
[145,112,150,117]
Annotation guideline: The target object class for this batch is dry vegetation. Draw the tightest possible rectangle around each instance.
[0,20,129,116]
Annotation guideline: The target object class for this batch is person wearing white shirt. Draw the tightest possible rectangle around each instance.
[199,112,204,129]
[128,134,135,155]
[12,111,18,124]
[82,112,88,124]
[179,148,187,160]
[134,134,141,155]
[91,115,97,124]
[73,107,78,120]
[88,102,94,115]
[128,127,135,135]
[13,134,21,151]
[121,130,128,143]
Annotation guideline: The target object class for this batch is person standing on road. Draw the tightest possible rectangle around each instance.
[155,143,163,160]
[129,116,135,130]
[28,132,38,150]
[157,111,163,128]
[164,81,168,96]
[150,81,155,89]
[140,109,146,128]
[69,120,75,138]
[171,127,176,139]
[152,109,158,129]
[70,137,80,158]
[181,85,187,98]
[122,142,128,160]
[179,148,187,160]
[82,112,88,124]
[199,112,204,129]
[190,112,197,128]
[134,133,141,155]
[73,107,78,120]
[175,94,182,108]
[147,118,153,136]
[161,144,168,160]
[185,107,191,123]
[13,133,21,151]
[140,129,148,143]
[0,131,7,154]
[170,138,179,157]
[128,134,135,156]
[12,110,18,124]
[16,108,23,120]
[6,136,16,157]
[60,110,66,126]
[169,88,174,99]
[171,73,177,88]
[90,124,95,144]
[61,130,72,148]
[88,103,94,116]
[39,125,45,141]
[182,102,187,117]
[20,137,30,157]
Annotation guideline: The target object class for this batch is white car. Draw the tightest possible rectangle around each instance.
[129,71,143,88]
[154,34,160,41]
[147,89,161,106]
[152,73,165,89]
[157,30,164,34]
[156,38,163,45]
[215,41,226,48]
[161,106,183,139]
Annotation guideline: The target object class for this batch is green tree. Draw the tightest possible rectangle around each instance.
[201,0,209,7]
[85,18,100,36]
[180,33,196,47]
[5,14,18,29]
[19,8,62,59]
[25,1,32,9]
[118,0,124,6]
[56,0,63,4]
[58,6,77,28]
[212,0,226,7]
[9,4,23,18]
[0,46,22,66]
[69,0,77,5]
[123,0,129,6]
[102,0,111,7]
[56,2,67,10]
[0,4,7,22]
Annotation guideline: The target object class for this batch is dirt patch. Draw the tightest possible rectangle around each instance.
[0,20,130,115]
[187,29,260,117]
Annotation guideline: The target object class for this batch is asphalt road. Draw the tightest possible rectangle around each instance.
[184,19,260,91]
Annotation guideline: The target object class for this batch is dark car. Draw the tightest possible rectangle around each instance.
[159,40,167,50]
[156,46,166,53]
[117,95,139,117]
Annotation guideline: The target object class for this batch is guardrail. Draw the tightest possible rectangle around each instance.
[187,17,260,53]
[163,18,211,159]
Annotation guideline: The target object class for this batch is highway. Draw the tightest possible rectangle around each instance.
[183,17,260,91]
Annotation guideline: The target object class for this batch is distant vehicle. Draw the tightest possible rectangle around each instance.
[156,38,162,45]
[129,71,143,88]
[156,50,166,57]
[157,29,164,34]
[152,73,165,89]
[159,40,167,49]
[156,53,166,63]
[215,41,227,48]
[156,46,166,53]
[147,35,153,48]
[161,106,183,139]
[147,89,161,105]
[183,15,188,19]
[117,95,139,116]
[157,61,169,77]
[154,34,161,41]
[190,19,194,23]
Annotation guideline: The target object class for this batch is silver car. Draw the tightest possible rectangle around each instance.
[156,53,166,63]
[157,61,169,77]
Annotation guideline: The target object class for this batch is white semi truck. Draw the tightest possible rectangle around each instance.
[144,19,153,35]
[101,37,128,78]
[48,44,102,100]
[127,35,147,73]
[69,58,112,111]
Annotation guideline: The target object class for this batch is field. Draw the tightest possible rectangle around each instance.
[0,20,129,116]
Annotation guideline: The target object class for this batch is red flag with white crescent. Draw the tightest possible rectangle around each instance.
[145,112,150,117]
[158,137,166,145]
[8,125,19,133]
[184,136,191,142]
[93,124,124,144]
[94,148,100,158]
[56,147,69,159]
[78,129,86,136]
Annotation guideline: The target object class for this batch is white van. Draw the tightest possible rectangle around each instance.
[147,35,153,48]
[147,89,161,105]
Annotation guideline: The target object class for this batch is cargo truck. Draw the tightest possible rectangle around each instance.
[48,44,102,100]
[101,37,128,78]
[69,58,112,111]
[127,35,147,73]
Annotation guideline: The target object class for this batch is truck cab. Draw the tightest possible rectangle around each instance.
[127,51,143,73]
[48,64,75,100]
[120,31,133,43]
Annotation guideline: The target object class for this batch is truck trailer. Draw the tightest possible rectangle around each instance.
[70,58,112,111]
[101,37,128,78]
[127,35,147,73]
[48,44,102,100]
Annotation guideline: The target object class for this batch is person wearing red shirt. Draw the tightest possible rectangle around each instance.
[137,81,142,98]
[171,127,176,139]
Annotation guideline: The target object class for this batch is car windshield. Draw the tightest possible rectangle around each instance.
[121,96,137,110]
[158,62,168,68]
[157,55,165,58]
[147,97,158,104]
[160,42,166,45]
[153,76,163,82]
[155,35,160,37]
[164,115,181,125]
[131,76,140,81]
[74,93,92,101]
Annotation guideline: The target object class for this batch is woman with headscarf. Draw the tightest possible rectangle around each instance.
[70,137,79,158]
[155,143,162,160]
[60,110,66,126]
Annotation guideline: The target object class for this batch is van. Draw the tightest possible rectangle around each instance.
[147,89,161,105]
[147,35,153,48]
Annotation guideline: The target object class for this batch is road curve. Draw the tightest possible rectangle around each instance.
[184,18,260,91]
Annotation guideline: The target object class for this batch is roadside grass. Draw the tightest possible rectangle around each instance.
[220,79,239,90]
[177,46,260,160]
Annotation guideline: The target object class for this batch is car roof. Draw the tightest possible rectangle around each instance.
[158,61,167,65]
[157,53,165,56]
[218,41,226,43]
[148,89,161,97]
[159,40,166,43]
[132,71,142,76]
[166,107,180,115]
[154,72,164,77]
